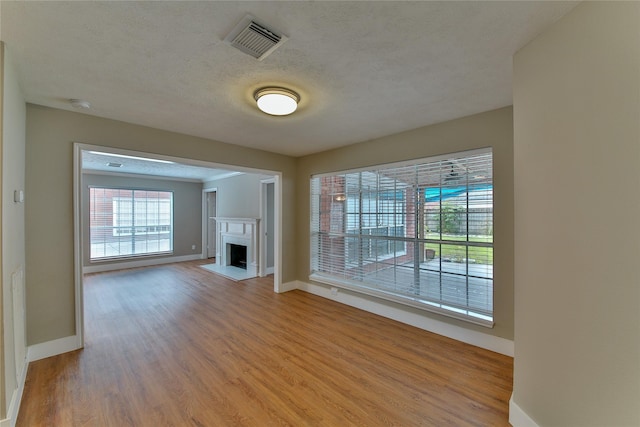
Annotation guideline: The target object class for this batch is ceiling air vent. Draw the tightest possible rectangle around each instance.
[224,15,288,61]
[107,162,123,168]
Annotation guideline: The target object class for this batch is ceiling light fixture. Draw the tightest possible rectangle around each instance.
[254,87,300,116]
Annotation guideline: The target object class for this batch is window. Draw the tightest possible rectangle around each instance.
[310,148,493,325]
[89,188,173,260]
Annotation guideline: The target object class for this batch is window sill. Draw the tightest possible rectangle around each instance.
[90,251,173,263]
[309,273,494,328]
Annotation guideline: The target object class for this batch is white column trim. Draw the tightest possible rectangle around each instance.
[2,354,28,427]
[509,395,540,427]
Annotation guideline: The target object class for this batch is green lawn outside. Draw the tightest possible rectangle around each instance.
[424,233,493,264]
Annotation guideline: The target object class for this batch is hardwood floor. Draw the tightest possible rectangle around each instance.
[17,261,513,426]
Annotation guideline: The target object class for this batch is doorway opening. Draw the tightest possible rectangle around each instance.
[205,189,217,259]
[74,143,283,349]
[260,179,275,276]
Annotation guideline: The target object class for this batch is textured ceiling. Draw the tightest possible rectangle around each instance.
[82,151,246,182]
[1,1,577,157]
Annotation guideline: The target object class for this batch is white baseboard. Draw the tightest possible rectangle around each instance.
[276,280,300,293]
[28,334,82,362]
[509,395,540,427]
[0,336,83,426]
[297,280,514,356]
[4,356,28,427]
[83,254,202,274]
[2,354,29,427]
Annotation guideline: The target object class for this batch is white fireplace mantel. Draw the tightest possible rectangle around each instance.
[215,217,260,278]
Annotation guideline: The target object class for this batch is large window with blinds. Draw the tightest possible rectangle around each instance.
[89,188,173,260]
[310,148,493,325]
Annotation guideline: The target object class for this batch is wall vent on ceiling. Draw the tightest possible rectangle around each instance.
[224,15,288,61]
[107,162,123,168]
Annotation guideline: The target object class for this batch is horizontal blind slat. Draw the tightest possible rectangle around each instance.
[310,148,493,322]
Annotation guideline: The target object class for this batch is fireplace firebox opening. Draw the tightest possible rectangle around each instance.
[229,244,247,270]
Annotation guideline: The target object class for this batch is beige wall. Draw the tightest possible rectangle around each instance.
[204,172,273,219]
[513,2,640,425]
[82,174,204,267]
[1,43,26,419]
[0,39,6,422]
[25,105,297,345]
[2,44,26,422]
[296,107,514,340]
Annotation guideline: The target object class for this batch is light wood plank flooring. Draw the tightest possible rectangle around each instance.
[17,260,513,426]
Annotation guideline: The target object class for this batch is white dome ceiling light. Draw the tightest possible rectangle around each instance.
[254,87,300,116]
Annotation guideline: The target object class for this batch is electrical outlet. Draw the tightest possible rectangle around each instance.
[191,245,196,250]
[331,287,338,296]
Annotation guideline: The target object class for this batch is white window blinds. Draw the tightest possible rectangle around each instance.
[310,148,493,325]
[89,188,173,260]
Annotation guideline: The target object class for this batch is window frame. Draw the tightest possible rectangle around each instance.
[89,187,174,261]
[310,148,494,327]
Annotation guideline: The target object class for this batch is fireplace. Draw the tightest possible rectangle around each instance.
[215,217,259,278]
[229,244,247,270]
